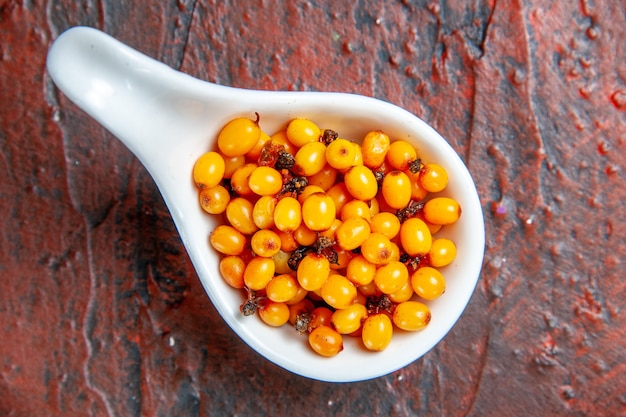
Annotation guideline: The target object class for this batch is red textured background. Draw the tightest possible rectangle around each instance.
[2,1,625,416]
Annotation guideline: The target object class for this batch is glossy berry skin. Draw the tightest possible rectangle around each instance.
[199,185,230,215]
[400,217,433,256]
[320,274,357,309]
[335,217,371,251]
[343,165,378,201]
[361,233,396,265]
[411,266,446,300]
[226,197,258,235]
[243,257,276,291]
[325,138,357,170]
[252,196,277,229]
[308,325,343,357]
[302,192,336,231]
[307,165,338,191]
[273,197,302,232]
[392,301,431,331]
[193,151,225,189]
[286,118,321,147]
[370,212,401,239]
[265,273,300,303]
[362,314,393,351]
[250,229,282,257]
[373,261,409,295]
[230,163,257,196]
[248,166,283,196]
[293,141,327,176]
[386,140,417,171]
[346,255,376,286]
[219,256,246,289]
[210,225,246,256]
[258,300,290,327]
[428,238,457,267]
[361,130,390,169]
[423,197,462,225]
[419,163,448,193]
[331,303,368,334]
[217,116,261,157]
[381,170,412,209]
[297,253,330,291]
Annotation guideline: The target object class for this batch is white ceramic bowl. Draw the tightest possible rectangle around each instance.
[47,26,485,382]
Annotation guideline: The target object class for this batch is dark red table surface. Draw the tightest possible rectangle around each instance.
[2,1,625,416]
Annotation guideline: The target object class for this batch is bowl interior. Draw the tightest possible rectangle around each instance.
[142,87,485,383]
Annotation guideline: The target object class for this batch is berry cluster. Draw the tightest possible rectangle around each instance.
[193,114,461,357]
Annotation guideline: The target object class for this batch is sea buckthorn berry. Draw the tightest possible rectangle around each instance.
[286,118,321,147]
[318,218,342,241]
[217,115,261,157]
[331,303,368,334]
[250,229,281,257]
[307,164,338,191]
[428,238,457,267]
[361,232,396,265]
[293,223,318,246]
[309,306,333,329]
[381,170,412,209]
[297,253,331,291]
[374,261,409,295]
[400,218,433,256]
[272,250,292,274]
[423,197,462,225]
[302,192,336,231]
[230,163,257,196]
[330,248,352,270]
[226,197,258,235]
[248,166,283,196]
[288,298,314,324]
[351,141,364,168]
[370,212,401,239]
[335,217,371,251]
[340,200,371,221]
[388,279,415,303]
[252,196,277,229]
[358,281,380,297]
[407,170,429,201]
[273,196,302,232]
[392,301,431,331]
[346,255,376,286]
[326,182,351,215]
[270,130,298,156]
[361,130,391,169]
[266,273,300,302]
[308,325,343,357]
[292,141,327,176]
[275,229,298,252]
[199,185,230,215]
[246,130,271,161]
[210,225,246,256]
[258,300,290,327]
[298,185,325,204]
[285,286,309,305]
[344,165,378,201]
[222,154,246,179]
[325,138,357,170]
[411,266,446,300]
[193,151,225,189]
[219,256,246,289]
[386,140,418,171]
[362,314,393,351]
[368,197,380,217]
[243,256,275,290]
[321,274,357,309]
[419,163,448,193]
